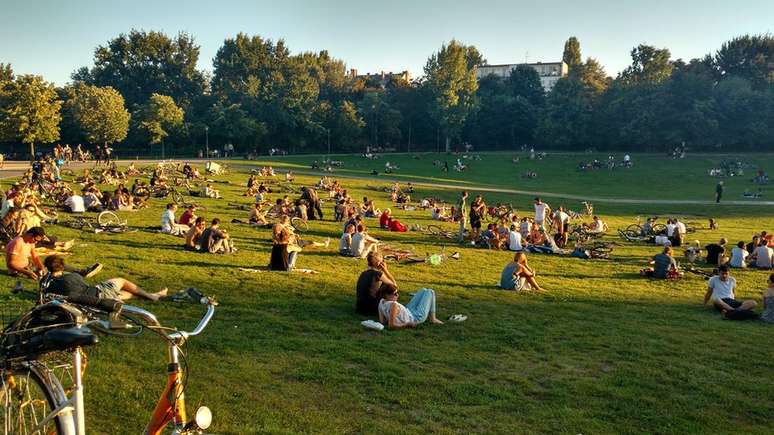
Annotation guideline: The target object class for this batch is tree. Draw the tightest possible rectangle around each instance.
[537,78,591,148]
[0,74,62,160]
[563,37,582,72]
[714,34,774,85]
[579,57,610,95]
[75,30,206,109]
[619,44,674,85]
[63,84,130,148]
[0,63,13,84]
[135,94,184,157]
[424,40,482,151]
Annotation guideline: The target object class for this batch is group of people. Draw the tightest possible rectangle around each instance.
[160,203,236,254]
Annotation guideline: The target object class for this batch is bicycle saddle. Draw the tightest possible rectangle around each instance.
[42,327,98,351]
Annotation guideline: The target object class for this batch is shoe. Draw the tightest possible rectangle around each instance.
[83,263,103,279]
[450,252,461,260]
[61,239,75,251]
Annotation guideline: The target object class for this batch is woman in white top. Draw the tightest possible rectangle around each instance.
[378,287,443,329]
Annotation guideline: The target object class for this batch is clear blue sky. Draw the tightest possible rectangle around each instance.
[1,0,772,85]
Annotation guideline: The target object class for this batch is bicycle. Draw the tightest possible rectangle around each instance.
[0,289,217,434]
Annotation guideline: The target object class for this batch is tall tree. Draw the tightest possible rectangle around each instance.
[75,30,206,109]
[714,34,774,85]
[63,84,130,147]
[424,40,482,151]
[619,44,674,85]
[579,57,610,95]
[0,75,62,160]
[135,93,184,157]
[563,36,583,71]
[0,63,13,84]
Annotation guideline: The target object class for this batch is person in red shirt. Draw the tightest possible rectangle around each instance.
[178,205,197,227]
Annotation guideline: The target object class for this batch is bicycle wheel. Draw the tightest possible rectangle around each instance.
[0,362,68,434]
[171,190,185,205]
[625,224,643,235]
[426,224,443,236]
[651,223,667,235]
[290,217,308,232]
[98,211,121,227]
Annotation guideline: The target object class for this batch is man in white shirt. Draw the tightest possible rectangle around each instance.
[675,219,687,236]
[160,203,188,236]
[751,240,774,269]
[665,219,677,238]
[533,197,550,228]
[703,266,756,312]
[64,194,85,213]
[351,224,379,258]
[507,225,523,251]
[587,216,608,234]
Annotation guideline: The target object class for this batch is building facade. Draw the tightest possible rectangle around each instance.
[476,61,568,92]
[349,69,412,87]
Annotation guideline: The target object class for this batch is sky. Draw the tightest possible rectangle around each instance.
[1,0,772,85]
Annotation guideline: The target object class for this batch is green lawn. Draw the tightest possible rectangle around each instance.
[1,154,773,434]
[245,151,773,202]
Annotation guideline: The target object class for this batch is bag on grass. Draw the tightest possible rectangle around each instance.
[571,247,590,259]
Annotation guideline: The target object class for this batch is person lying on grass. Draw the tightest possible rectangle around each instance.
[379,209,407,232]
[356,251,397,316]
[378,286,443,329]
[5,227,101,280]
[500,252,543,291]
[641,246,682,279]
[704,265,758,319]
[43,256,167,302]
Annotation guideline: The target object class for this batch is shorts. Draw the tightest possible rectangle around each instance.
[95,278,123,300]
[715,298,742,310]
[470,217,482,229]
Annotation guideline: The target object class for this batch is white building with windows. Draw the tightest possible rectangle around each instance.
[476,61,568,92]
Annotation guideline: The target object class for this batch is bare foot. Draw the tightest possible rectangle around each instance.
[431,318,444,325]
[150,287,169,301]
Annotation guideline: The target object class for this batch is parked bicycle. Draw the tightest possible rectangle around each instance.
[0,287,217,434]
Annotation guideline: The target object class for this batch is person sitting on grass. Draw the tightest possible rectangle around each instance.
[380,209,408,232]
[378,286,444,329]
[179,205,197,227]
[5,227,101,280]
[705,238,728,266]
[249,202,268,226]
[703,265,758,320]
[729,241,749,268]
[356,251,398,316]
[185,217,206,251]
[750,239,774,269]
[269,217,301,272]
[761,274,774,324]
[199,218,235,254]
[352,224,379,259]
[339,223,356,256]
[43,256,167,302]
[161,203,189,237]
[642,246,682,279]
[508,224,523,251]
[499,252,543,291]
[480,223,500,249]
[585,216,608,234]
[202,183,222,199]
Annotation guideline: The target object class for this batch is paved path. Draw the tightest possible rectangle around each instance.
[234,164,774,207]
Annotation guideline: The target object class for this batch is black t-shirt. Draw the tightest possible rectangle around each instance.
[355,269,383,315]
[46,273,98,298]
[705,244,725,265]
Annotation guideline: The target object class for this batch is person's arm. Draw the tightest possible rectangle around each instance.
[379,265,397,288]
[29,248,44,271]
[703,286,714,305]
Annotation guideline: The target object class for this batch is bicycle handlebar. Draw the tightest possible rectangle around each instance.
[168,300,216,340]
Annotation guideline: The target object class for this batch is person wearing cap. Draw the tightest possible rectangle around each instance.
[705,238,728,266]
[5,227,101,280]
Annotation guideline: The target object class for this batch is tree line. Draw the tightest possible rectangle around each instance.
[1,31,774,158]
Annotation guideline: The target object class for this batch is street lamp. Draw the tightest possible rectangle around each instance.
[205,126,209,159]
[327,128,331,156]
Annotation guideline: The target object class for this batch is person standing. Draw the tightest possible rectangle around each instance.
[715,181,724,203]
[457,191,469,243]
[533,197,551,229]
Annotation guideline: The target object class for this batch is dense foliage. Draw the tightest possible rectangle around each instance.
[2,32,774,156]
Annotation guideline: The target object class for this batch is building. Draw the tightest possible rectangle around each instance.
[476,61,568,92]
[349,69,412,87]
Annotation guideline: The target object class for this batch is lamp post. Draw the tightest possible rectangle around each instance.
[327,128,331,156]
[205,126,209,159]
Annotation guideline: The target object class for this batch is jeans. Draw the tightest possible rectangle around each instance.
[405,288,437,323]
[288,251,298,271]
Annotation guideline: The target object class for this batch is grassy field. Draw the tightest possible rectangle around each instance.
[245,151,774,202]
[1,153,773,434]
